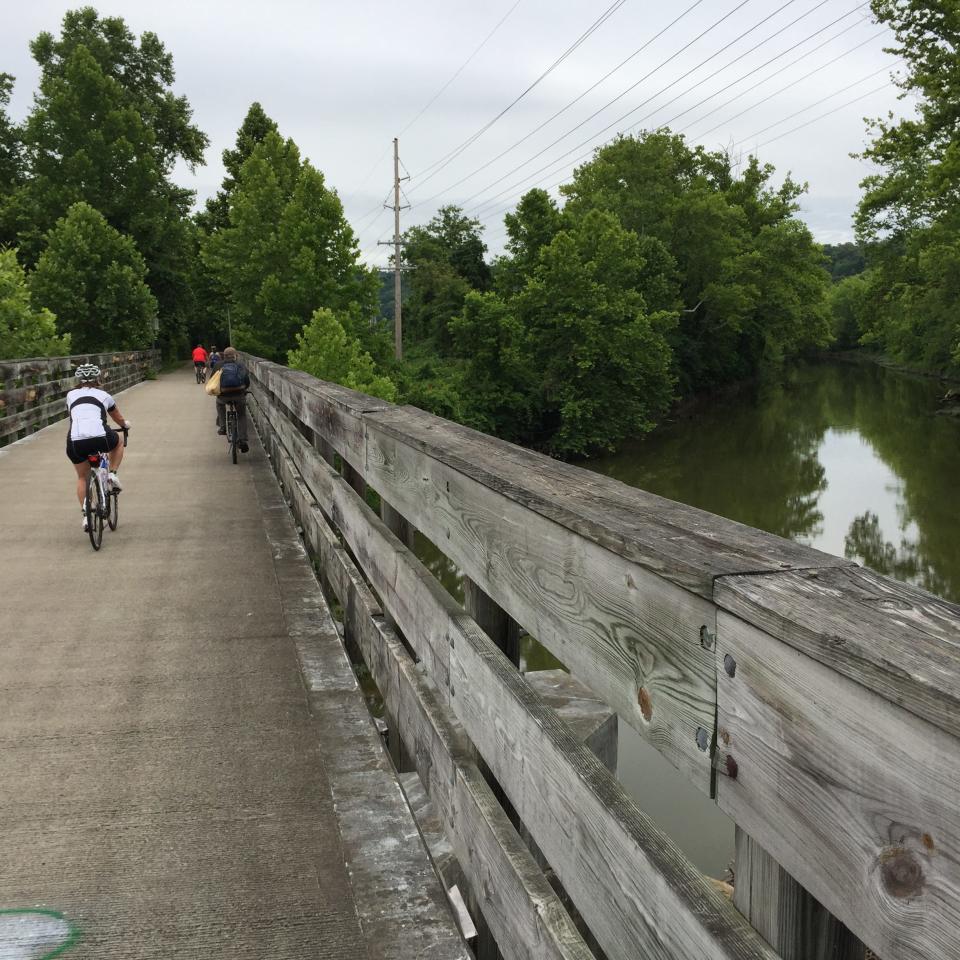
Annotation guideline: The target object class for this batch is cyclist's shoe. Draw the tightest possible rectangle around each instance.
[81,509,89,532]
[238,441,249,453]
[217,427,226,435]
[109,472,122,491]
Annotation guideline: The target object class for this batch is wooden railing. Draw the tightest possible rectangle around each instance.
[0,350,159,447]
[244,353,960,960]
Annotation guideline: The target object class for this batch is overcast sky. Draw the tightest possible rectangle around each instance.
[3,1,907,266]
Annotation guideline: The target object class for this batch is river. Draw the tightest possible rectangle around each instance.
[416,360,960,878]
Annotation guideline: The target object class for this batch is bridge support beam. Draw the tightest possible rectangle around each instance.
[379,498,417,774]
[463,578,520,668]
[734,828,866,960]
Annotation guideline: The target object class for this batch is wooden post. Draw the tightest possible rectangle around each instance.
[379,498,416,774]
[381,500,415,550]
[463,577,519,667]
[734,828,866,960]
[461,576,521,960]
[341,460,366,500]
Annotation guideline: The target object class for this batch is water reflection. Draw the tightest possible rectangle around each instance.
[588,361,960,603]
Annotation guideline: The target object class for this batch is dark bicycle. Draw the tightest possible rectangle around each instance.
[195,363,206,384]
[84,426,128,550]
[224,400,239,464]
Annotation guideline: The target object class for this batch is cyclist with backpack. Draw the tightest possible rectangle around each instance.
[215,347,250,453]
[65,364,131,529]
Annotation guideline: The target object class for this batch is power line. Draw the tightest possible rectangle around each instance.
[757,83,893,148]
[399,0,525,139]
[740,70,897,147]
[420,0,710,203]
[344,0,524,207]
[410,0,630,186]
[457,0,789,213]
[468,2,868,218]
[354,187,394,237]
[472,53,895,233]
[627,1,864,136]
[683,22,878,139]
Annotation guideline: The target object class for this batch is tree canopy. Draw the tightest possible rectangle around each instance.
[289,307,397,402]
[851,1,960,373]
[202,130,377,360]
[29,201,157,351]
[0,248,70,358]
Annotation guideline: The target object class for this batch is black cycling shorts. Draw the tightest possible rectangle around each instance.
[66,431,119,465]
[194,360,205,369]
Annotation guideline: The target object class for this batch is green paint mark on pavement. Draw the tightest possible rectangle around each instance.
[0,908,81,959]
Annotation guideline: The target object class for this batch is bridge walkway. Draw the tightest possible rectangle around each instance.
[0,367,465,959]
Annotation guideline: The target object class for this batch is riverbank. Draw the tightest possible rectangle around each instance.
[824,348,960,386]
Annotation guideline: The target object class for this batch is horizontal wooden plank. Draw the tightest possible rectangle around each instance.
[715,611,960,960]
[0,375,75,411]
[361,411,717,793]
[246,363,845,598]
[251,395,593,960]
[244,355,390,468]
[0,350,156,384]
[715,565,960,740]
[0,365,152,442]
[252,388,779,960]
[366,405,848,597]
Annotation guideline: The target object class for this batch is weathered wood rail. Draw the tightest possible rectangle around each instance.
[0,350,159,447]
[244,353,960,960]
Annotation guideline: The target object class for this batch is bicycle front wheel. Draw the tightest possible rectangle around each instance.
[86,470,103,550]
[107,489,119,531]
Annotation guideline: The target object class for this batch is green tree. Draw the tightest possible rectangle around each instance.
[203,131,376,360]
[829,273,871,349]
[197,102,278,234]
[14,8,207,345]
[402,206,491,347]
[29,202,157,351]
[0,248,70,357]
[289,307,397,401]
[561,133,830,391]
[855,1,960,373]
[496,189,565,296]
[0,74,23,247]
[822,242,866,279]
[452,209,676,457]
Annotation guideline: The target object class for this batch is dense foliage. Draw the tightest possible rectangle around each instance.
[846,1,960,374]
[29,202,157,351]
[0,248,70,357]
[396,132,832,456]
[201,129,378,361]
[822,242,866,280]
[289,307,397,401]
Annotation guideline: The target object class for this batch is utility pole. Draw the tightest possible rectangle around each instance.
[380,138,409,360]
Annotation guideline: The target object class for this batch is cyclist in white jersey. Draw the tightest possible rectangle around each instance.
[65,364,131,529]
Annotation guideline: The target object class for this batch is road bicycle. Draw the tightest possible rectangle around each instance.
[195,363,206,384]
[84,426,128,551]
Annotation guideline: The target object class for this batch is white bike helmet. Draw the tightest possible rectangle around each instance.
[74,363,101,383]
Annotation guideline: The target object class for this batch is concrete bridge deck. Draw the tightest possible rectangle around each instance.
[0,368,465,959]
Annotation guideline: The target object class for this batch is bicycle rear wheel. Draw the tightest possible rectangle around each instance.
[228,408,238,464]
[86,470,103,550]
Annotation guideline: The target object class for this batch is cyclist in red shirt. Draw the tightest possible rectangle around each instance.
[191,343,208,375]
